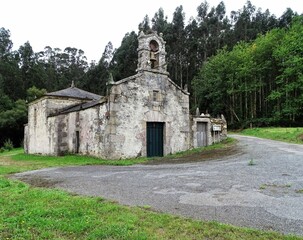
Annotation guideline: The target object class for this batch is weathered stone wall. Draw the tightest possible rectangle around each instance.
[137,31,168,75]
[102,72,190,159]
[210,114,228,143]
[192,114,227,148]
[75,105,107,157]
[42,104,108,157]
[27,97,85,155]
[24,124,28,153]
[27,98,50,154]
[26,81,226,158]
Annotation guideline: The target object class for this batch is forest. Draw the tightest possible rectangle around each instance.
[0,1,302,147]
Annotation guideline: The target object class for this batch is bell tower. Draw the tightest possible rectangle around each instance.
[136,31,169,75]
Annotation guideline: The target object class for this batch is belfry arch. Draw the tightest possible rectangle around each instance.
[136,31,169,75]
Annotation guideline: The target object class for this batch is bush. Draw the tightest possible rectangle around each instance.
[3,139,13,151]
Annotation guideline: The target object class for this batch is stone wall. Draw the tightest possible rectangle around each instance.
[32,69,191,159]
[27,98,50,154]
[210,115,228,143]
[191,113,227,148]
[26,87,226,158]
[100,71,190,159]
[24,124,28,153]
[27,97,85,155]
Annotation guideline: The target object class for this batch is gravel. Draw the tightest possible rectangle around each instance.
[13,135,303,236]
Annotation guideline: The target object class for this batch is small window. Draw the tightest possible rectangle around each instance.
[75,131,80,153]
[153,90,159,101]
[34,108,37,126]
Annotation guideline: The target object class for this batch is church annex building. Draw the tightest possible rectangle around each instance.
[24,31,227,159]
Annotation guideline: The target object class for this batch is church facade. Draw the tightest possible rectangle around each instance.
[24,31,226,159]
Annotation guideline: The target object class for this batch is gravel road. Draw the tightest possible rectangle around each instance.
[13,135,303,236]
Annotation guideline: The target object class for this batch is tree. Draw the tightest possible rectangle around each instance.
[151,8,169,33]
[139,15,151,32]
[83,42,114,95]
[26,86,47,103]
[271,16,303,122]
[0,99,27,147]
[60,47,88,88]
[18,41,48,93]
[278,8,297,28]
[193,15,303,128]
[166,5,186,87]
[0,28,13,58]
[109,31,138,81]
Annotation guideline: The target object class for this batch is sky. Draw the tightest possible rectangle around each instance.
[1,0,302,63]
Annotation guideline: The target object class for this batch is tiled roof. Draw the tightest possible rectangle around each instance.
[46,86,101,100]
[58,98,107,115]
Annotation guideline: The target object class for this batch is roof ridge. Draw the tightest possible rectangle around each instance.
[46,86,102,100]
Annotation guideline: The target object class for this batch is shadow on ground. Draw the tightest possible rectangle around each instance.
[13,175,63,188]
[144,143,242,165]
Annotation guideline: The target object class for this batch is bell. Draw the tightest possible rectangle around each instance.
[150,52,156,62]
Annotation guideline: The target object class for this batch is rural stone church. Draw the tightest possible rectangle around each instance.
[24,31,227,159]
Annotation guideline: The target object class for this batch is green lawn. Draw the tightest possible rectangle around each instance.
[234,127,303,144]
[0,145,302,239]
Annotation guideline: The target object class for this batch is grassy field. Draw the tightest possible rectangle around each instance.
[1,145,302,239]
[234,127,303,144]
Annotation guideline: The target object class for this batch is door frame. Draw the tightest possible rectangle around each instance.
[146,122,164,157]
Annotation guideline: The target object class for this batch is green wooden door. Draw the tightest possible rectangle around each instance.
[147,122,164,157]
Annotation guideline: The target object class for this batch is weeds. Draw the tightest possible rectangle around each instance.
[259,183,292,190]
[2,139,14,151]
[248,159,256,166]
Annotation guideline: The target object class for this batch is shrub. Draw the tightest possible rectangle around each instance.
[3,139,13,151]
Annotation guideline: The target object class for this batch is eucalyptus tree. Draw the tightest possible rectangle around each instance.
[83,41,114,95]
[0,27,13,58]
[230,1,257,43]
[151,8,169,34]
[17,41,48,93]
[38,46,59,91]
[62,47,88,88]
[165,5,186,87]
[109,31,138,81]
[139,15,151,32]
[0,28,22,100]
[196,1,210,62]
[184,18,200,92]
[278,8,298,28]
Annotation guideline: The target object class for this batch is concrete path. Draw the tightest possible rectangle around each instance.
[14,135,303,236]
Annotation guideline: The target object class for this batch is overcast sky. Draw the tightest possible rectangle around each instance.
[1,0,302,62]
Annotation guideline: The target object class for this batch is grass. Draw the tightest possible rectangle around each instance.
[248,159,256,166]
[233,127,303,144]
[259,183,292,190]
[0,151,148,176]
[1,146,302,239]
[12,152,148,166]
[166,137,237,158]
